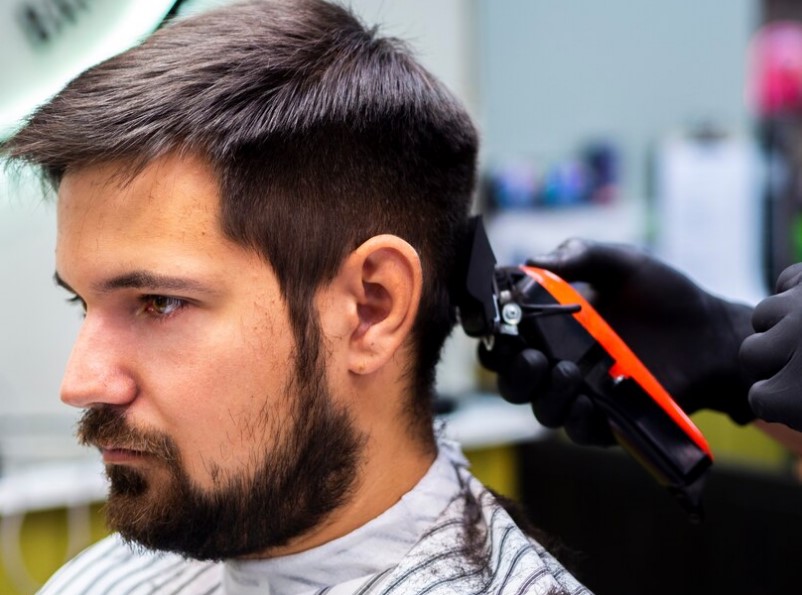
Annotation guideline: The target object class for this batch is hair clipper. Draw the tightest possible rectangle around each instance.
[456,216,712,518]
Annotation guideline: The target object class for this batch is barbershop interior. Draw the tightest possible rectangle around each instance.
[2,0,802,593]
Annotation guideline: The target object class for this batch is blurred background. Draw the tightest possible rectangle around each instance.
[2,0,802,593]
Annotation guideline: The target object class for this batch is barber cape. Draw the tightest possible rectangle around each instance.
[38,437,592,595]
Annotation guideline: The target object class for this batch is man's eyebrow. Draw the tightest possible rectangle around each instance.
[53,271,216,295]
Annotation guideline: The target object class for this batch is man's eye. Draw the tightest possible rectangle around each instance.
[66,294,87,314]
[141,295,186,317]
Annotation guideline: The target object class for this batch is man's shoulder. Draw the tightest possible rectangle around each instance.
[373,467,593,595]
[37,533,222,594]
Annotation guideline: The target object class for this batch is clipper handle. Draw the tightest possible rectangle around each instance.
[515,266,712,516]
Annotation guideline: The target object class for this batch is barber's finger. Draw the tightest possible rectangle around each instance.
[531,360,582,427]
[497,349,549,405]
[774,262,802,293]
[741,307,802,380]
[751,291,799,333]
[564,395,616,446]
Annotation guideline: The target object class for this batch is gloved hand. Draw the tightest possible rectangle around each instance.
[741,263,802,431]
[480,338,615,445]
[481,238,756,446]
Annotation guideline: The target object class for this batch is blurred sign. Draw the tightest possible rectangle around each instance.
[0,0,177,138]
[653,129,767,304]
[16,0,95,48]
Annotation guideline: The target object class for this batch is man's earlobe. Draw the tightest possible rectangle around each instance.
[345,235,422,376]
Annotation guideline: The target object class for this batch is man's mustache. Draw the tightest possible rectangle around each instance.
[77,406,178,462]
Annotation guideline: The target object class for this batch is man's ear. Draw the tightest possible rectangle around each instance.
[326,235,422,376]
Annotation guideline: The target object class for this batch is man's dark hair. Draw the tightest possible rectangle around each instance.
[2,0,478,443]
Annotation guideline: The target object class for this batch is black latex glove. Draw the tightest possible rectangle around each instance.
[741,263,802,431]
[480,338,612,445]
[482,238,756,446]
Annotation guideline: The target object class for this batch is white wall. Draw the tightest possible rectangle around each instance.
[0,178,81,419]
[346,0,477,113]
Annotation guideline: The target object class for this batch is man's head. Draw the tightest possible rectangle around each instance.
[6,0,477,411]
[2,0,477,558]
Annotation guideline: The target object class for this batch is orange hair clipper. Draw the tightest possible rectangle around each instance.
[457,216,712,517]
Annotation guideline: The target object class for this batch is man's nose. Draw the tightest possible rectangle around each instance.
[60,315,137,409]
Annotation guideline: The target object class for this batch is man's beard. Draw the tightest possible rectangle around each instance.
[77,324,364,561]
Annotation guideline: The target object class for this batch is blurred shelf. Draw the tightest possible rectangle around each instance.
[440,392,547,450]
[0,458,104,516]
[485,200,647,265]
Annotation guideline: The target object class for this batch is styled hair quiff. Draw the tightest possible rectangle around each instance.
[3,0,478,436]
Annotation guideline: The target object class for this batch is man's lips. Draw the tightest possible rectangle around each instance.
[98,446,152,464]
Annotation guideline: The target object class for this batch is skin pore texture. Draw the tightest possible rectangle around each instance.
[55,152,435,560]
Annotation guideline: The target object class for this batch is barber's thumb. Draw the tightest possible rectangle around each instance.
[497,349,549,405]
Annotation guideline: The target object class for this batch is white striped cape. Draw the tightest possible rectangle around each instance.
[38,467,592,594]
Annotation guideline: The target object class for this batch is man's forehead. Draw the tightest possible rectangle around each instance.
[61,153,217,195]
[53,153,245,286]
[57,153,222,225]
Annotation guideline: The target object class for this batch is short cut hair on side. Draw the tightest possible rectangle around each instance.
[2,0,479,441]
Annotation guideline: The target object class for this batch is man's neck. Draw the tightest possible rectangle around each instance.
[252,399,436,558]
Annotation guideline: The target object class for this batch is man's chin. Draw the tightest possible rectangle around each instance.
[106,463,151,498]
[104,464,201,555]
